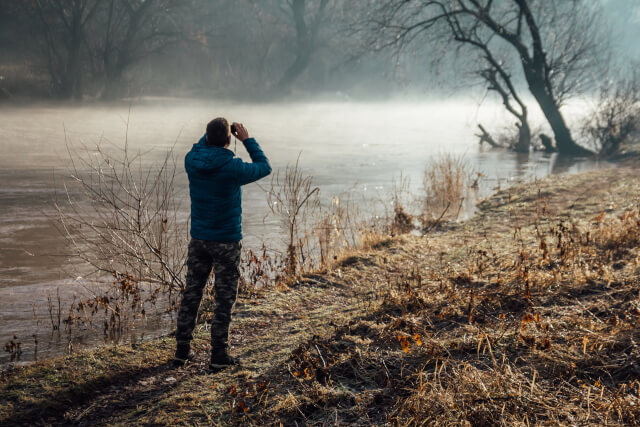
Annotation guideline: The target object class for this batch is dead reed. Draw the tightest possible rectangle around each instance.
[422,153,474,229]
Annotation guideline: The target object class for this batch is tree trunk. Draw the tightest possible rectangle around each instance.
[276,0,312,93]
[476,124,502,148]
[512,6,592,158]
[524,76,589,155]
[514,120,531,153]
[275,0,328,94]
[101,52,126,101]
[539,134,555,152]
[276,51,312,92]
[100,0,151,100]
[494,0,593,156]
[60,20,84,99]
[102,68,123,100]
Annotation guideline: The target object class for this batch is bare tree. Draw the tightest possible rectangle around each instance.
[368,0,605,155]
[90,0,186,99]
[582,72,640,156]
[6,0,401,99]
[246,0,371,96]
[31,0,99,99]
[18,0,189,99]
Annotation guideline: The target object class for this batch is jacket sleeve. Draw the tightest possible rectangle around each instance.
[235,137,272,185]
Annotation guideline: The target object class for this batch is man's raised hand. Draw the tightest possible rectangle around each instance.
[232,122,250,142]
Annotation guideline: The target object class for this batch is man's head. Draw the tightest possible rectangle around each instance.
[206,118,231,147]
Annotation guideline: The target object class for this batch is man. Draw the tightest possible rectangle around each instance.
[173,117,271,371]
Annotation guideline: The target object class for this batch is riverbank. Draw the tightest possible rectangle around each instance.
[1,98,609,364]
[2,159,639,425]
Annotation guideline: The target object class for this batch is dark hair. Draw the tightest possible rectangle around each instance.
[206,117,230,147]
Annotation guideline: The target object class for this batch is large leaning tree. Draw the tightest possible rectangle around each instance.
[368,0,604,155]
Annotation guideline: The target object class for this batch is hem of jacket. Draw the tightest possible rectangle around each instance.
[190,232,242,243]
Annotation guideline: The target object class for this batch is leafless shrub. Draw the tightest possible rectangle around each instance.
[267,161,396,276]
[267,156,320,278]
[53,127,188,337]
[421,154,473,229]
[55,131,188,291]
[582,74,640,156]
[362,173,415,238]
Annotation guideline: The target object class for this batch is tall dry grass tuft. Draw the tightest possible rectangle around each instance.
[421,154,474,229]
[389,173,414,235]
[592,207,640,254]
[314,194,363,269]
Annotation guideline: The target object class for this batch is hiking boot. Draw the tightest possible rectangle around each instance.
[171,343,194,367]
[208,349,238,372]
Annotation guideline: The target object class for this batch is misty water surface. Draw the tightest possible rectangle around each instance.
[0,98,607,363]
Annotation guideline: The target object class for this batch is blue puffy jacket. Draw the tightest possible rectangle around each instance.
[185,135,271,242]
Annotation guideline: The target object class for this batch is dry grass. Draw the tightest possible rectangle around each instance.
[2,164,639,426]
[226,167,640,426]
[314,193,366,271]
[422,154,474,229]
[0,336,175,423]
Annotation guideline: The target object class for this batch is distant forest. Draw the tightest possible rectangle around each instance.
[0,0,639,101]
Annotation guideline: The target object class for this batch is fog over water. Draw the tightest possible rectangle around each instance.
[0,98,608,363]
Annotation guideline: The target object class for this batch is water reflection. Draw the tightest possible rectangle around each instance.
[548,153,606,174]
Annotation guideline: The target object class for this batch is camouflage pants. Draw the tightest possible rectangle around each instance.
[176,238,241,350]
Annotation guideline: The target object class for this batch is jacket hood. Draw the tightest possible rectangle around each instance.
[186,135,235,172]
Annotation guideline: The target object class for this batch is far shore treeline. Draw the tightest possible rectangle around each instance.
[0,0,638,103]
[2,1,640,156]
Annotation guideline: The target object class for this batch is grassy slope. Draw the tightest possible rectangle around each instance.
[1,162,640,425]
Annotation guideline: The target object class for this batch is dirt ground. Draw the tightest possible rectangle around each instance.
[1,159,639,425]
